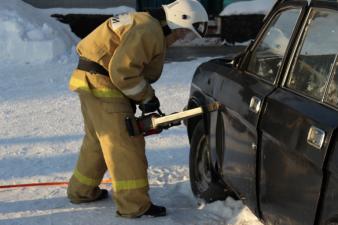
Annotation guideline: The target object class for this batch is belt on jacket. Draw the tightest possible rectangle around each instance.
[77,57,109,76]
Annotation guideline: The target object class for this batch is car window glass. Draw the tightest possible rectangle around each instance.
[247,8,301,83]
[326,60,338,107]
[287,10,338,101]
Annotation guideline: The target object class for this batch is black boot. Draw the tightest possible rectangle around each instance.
[70,189,108,204]
[95,189,109,201]
[141,204,166,217]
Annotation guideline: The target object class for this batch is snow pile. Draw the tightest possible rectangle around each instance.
[43,6,135,16]
[171,28,229,46]
[220,0,277,16]
[201,198,263,225]
[0,0,77,64]
[173,32,223,46]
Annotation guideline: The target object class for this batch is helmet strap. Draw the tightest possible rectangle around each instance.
[148,7,172,36]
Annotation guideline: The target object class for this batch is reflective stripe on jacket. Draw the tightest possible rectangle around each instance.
[69,12,166,103]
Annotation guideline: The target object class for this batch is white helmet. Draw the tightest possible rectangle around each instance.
[162,0,208,38]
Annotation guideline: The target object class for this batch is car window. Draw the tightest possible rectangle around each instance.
[326,59,338,107]
[287,10,338,101]
[247,8,301,83]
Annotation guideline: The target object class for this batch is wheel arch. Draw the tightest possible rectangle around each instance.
[186,92,209,142]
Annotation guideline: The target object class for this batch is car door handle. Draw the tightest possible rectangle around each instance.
[249,96,262,114]
[307,126,325,150]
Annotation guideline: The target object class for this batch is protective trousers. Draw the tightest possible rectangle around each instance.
[67,93,151,217]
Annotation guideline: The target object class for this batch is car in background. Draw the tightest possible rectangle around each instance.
[186,0,338,224]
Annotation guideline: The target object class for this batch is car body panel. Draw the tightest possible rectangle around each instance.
[259,88,338,224]
[320,143,338,224]
[212,68,275,213]
[187,1,338,224]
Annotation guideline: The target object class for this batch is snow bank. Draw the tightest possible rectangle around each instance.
[173,32,223,46]
[42,6,135,16]
[220,0,277,16]
[0,0,77,64]
[196,198,262,225]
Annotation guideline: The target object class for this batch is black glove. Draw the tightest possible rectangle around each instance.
[139,96,160,113]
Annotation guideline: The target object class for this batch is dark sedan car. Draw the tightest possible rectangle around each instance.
[186,0,338,224]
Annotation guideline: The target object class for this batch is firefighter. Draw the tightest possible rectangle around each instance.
[67,0,208,218]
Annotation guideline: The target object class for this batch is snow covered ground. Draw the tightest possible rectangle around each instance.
[0,58,263,225]
[0,1,263,225]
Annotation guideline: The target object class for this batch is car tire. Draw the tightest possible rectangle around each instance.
[326,221,338,225]
[189,120,229,202]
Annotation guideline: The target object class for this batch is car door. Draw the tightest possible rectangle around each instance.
[209,2,306,213]
[259,5,338,225]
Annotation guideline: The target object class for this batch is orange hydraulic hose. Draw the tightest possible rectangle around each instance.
[0,178,112,189]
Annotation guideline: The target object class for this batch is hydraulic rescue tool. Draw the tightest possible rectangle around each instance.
[125,102,222,136]
[1,103,221,190]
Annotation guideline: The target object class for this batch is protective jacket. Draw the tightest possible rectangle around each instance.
[69,12,166,104]
[67,12,167,217]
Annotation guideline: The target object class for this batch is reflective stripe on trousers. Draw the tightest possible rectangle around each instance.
[74,168,102,187]
[114,178,148,192]
[74,168,148,191]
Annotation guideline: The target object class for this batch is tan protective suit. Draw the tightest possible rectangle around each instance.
[67,12,166,217]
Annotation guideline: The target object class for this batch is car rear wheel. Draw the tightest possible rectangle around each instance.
[189,120,229,202]
[326,221,338,225]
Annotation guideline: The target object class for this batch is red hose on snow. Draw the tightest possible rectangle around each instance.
[0,178,112,189]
